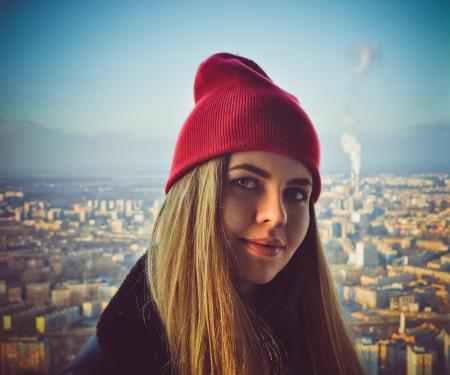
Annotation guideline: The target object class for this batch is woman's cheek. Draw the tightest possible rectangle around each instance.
[223,194,254,235]
[286,208,310,245]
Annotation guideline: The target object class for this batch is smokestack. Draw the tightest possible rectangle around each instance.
[341,133,361,194]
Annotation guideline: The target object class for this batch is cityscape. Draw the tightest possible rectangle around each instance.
[0,171,448,374]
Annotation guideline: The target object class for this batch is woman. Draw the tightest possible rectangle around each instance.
[62,53,364,374]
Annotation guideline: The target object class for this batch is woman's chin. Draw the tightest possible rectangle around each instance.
[239,272,277,287]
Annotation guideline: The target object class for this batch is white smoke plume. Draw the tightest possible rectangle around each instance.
[340,113,360,130]
[352,44,383,77]
[341,133,361,192]
[339,44,382,193]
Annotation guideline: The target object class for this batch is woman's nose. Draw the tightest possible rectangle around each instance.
[255,191,287,227]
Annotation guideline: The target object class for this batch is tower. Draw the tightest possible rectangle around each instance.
[399,312,406,334]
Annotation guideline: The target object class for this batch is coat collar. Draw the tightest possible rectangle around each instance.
[96,254,171,374]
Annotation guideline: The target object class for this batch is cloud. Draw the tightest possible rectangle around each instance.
[339,113,360,131]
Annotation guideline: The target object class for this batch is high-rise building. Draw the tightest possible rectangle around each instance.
[406,345,435,375]
[356,242,379,268]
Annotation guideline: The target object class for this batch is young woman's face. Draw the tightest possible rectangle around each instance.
[222,151,312,291]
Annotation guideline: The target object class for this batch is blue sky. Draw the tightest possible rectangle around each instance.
[0,0,449,140]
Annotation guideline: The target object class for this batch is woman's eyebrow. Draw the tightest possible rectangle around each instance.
[228,164,312,186]
[287,178,312,186]
[229,164,270,177]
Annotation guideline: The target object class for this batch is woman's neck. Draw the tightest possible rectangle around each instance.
[238,280,255,301]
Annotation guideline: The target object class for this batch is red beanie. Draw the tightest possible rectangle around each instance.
[166,52,321,202]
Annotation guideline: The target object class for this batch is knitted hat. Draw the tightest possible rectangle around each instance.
[166,52,321,202]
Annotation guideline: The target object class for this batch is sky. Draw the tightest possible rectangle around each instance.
[0,0,449,176]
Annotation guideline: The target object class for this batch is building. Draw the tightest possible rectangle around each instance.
[51,288,71,307]
[400,265,450,284]
[0,280,6,303]
[415,240,447,253]
[359,337,379,375]
[0,303,28,334]
[7,286,23,303]
[379,340,404,374]
[390,294,419,312]
[444,330,450,374]
[110,219,124,233]
[3,306,54,335]
[82,301,102,319]
[35,307,81,334]
[406,345,436,375]
[0,336,49,374]
[25,282,50,306]
[64,283,89,305]
[354,286,391,309]
[332,221,343,238]
[46,329,95,373]
[356,242,379,268]
[99,200,108,213]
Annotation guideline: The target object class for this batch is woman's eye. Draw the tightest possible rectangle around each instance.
[233,177,258,189]
[285,187,307,202]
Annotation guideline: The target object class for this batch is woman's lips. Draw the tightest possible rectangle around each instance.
[240,239,284,257]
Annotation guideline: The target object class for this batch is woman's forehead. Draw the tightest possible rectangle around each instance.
[228,151,312,181]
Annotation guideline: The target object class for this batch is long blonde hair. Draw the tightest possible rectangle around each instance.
[147,155,364,375]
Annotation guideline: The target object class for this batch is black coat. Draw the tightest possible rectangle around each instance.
[60,254,171,374]
[61,255,314,375]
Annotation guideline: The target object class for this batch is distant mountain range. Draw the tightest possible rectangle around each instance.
[0,119,449,177]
